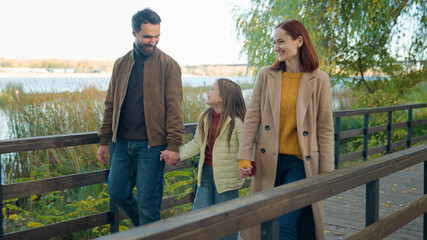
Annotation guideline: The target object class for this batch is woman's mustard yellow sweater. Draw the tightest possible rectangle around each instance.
[239,72,303,168]
[278,72,303,159]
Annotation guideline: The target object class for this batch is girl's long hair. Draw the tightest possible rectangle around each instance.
[199,78,246,149]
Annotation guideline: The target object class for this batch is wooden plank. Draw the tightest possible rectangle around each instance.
[346,194,427,240]
[333,103,427,117]
[340,129,363,139]
[0,132,100,154]
[324,161,425,239]
[95,144,427,240]
[2,170,109,200]
[0,106,424,154]
[183,123,197,135]
[161,193,193,209]
[413,119,427,127]
[339,151,363,163]
[338,137,426,164]
[0,124,198,154]
[162,178,251,210]
[4,211,112,240]
[339,119,426,140]
[165,160,193,172]
[413,135,427,144]
[2,161,194,200]
[4,193,198,240]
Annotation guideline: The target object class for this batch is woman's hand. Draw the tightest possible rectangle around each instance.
[239,166,253,178]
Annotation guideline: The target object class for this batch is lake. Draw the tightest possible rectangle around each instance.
[0,75,253,93]
[0,75,342,140]
[0,75,253,140]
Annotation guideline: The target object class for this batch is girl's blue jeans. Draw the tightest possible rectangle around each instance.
[193,164,239,240]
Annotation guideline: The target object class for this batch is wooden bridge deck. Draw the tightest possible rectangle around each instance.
[323,162,424,240]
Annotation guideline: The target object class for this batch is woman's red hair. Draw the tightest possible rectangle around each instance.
[271,20,319,72]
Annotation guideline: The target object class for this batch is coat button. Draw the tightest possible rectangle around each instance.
[265,125,270,130]
[306,155,311,161]
[261,148,266,153]
[303,131,308,136]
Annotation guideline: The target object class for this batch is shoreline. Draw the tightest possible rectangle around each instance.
[0,72,111,78]
[0,72,213,78]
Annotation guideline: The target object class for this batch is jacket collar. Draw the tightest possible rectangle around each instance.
[129,47,160,62]
[202,113,231,140]
[296,71,315,129]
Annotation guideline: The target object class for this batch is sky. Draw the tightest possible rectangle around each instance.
[0,0,251,66]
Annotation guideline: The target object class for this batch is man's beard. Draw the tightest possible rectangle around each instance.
[136,42,156,56]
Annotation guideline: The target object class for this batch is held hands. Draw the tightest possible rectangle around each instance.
[97,145,109,164]
[160,150,180,166]
[239,166,253,178]
[239,159,254,178]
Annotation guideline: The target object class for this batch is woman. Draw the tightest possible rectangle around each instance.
[238,20,334,240]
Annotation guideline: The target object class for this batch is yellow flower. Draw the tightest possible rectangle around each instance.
[8,214,18,221]
[28,222,44,228]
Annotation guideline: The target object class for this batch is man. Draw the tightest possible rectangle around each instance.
[97,8,182,226]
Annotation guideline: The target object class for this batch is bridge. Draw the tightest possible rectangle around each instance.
[0,103,426,239]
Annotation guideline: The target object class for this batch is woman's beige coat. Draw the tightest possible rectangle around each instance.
[237,66,335,240]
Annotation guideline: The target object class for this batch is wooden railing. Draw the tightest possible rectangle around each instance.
[96,143,427,240]
[0,103,426,239]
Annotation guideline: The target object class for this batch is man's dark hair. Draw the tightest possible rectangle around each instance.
[132,8,161,33]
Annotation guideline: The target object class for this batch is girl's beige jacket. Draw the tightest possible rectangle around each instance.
[179,114,245,194]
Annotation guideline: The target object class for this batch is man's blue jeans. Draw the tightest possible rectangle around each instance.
[107,138,166,226]
[274,154,307,240]
[192,164,239,240]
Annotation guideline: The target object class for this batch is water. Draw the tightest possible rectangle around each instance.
[0,75,253,140]
[0,75,253,93]
[0,75,343,140]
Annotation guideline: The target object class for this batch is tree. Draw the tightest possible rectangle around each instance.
[234,0,426,107]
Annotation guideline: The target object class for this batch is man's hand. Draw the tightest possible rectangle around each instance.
[160,150,180,165]
[97,145,109,164]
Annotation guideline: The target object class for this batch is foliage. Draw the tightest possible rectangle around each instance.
[234,0,426,107]
[182,86,209,123]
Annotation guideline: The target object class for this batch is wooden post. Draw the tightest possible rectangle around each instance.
[424,161,427,240]
[334,117,341,169]
[261,218,279,240]
[363,113,379,226]
[363,114,369,162]
[387,111,392,154]
[366,180,379,226]
[0,153,3,240]
[407,109,413,148]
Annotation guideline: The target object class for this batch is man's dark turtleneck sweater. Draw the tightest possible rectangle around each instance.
[117,43,149,140]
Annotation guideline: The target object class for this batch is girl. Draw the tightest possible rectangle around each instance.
[164,78,246,240]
